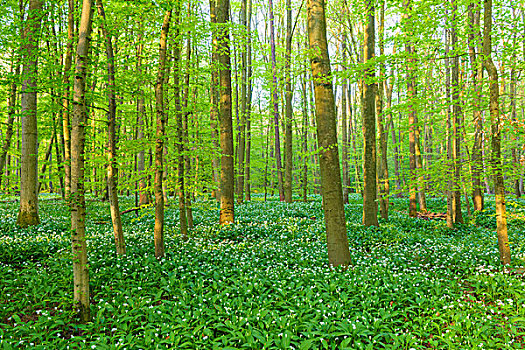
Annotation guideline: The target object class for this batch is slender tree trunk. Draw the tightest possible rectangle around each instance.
[362,0,378,226]
[71,0,93,323]
[376,0,388,220]
[61,0,74,200]
[283,0,293,203]
[0,63,19,182]
[136,33,150,207]
[217,0,234,224]
[243,0,253,202]
[468,3,484,211]
[404,0,417,218]
[154,10,172,258]
[97,0,125,255]
[209,0,220,201]
[307,0,351,267]
[301,55,309,202]
[17,0,44,228]
[236,0,248,204]
[269,0,285,201]
[450,0,463,225]
[183,10,194,229]
[341,35,349,204]
[38,134,54,193]
[483,0,510,265]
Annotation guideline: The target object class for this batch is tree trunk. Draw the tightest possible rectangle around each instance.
[450,0,463,226]
[0,63,19,183]
[404,0,417,218]
[17,0,44,228]
[236,0,248,204]
[62,0,74,200]
[483,0,510,265]
[154,10,172,258]
[136,32,150,207]
[71,0,93,323]
[283,0,293,203]
[97,0,125,255]
[468,3,484,211]
[341,35,349,204]
[217,0,234,224]
[243,0,253,202]
[301,53,309,202]
[376,0,388,220]
[209,0,220,201]
[269,0,285,201]
[362,0,378,227]
[307,0,351,267]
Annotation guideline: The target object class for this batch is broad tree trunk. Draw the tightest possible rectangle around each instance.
[362,0,378,227]
[17,0,44,228]
[483,0,510,265]
[71,0,93,323]
[154,10,172,258]
[97,0,125,255]
[269,0,284,201]
[307,0,351,267]
[217,0,234,224]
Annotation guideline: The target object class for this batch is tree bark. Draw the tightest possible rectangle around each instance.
[97,0,125,255]
[468,2,484,211]
[0,63,19,184]
[209,0,221,201]
[483,0,510,265]
[269,0,285,201]
[136,31,150,207]
[71,0,93,323]
[449,0,463,226]
[243,0,253,202]
[376,0,388,220]
[283,0,293,203]
[236,0,248,203]
[362,0,378,226]
[217,0,234,224]
[307,0,351,267]
[154,10,172,258]
[17,0,44,228]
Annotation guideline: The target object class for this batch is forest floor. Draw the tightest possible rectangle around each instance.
[1,194,525,349]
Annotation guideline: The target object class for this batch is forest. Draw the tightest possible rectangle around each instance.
[1,0,525,347]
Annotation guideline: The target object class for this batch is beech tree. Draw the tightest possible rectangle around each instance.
[71,0,94,323]
[17,0,44,228]
[307,0,351,267]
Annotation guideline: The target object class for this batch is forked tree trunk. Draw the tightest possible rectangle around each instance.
[71,0,93,323]
[307,0,351,267]
[217,0,234,224]
[362,0,378,227]
[97,0,125,255]
[154,10,172,258]
[483,0,510,265]
[17,0,44,228]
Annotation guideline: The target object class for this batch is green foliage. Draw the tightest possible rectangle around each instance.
[1,194,525,348]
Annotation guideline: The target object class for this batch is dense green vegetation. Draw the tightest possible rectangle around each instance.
[2,195,525,349]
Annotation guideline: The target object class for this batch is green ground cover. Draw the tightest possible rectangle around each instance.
[1,194,525,349]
